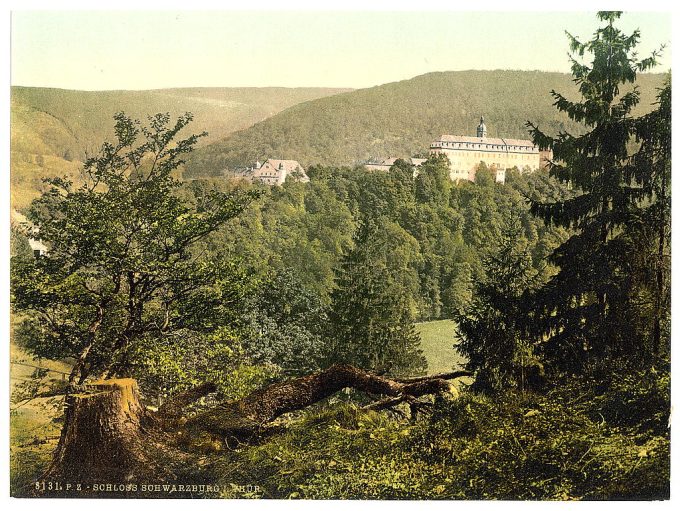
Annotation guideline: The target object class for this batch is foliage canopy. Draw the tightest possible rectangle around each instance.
[12,112,260,385]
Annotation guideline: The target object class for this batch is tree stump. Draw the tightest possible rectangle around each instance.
[42,379,163,485]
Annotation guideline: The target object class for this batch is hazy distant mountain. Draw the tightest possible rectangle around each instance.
[185,70,667,177]
[10,86,351,209]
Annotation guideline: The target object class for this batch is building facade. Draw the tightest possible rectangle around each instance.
[251,159,310,186]
[430,117,542,184]
[364,157,427,174]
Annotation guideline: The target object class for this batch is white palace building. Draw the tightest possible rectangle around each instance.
[430,117,545,184]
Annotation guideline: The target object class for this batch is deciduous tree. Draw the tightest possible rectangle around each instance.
[11,113,259,385]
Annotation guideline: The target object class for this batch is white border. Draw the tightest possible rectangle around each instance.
[2,2,678,511]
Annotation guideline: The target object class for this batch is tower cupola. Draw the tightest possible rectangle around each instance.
[476,116,487,138]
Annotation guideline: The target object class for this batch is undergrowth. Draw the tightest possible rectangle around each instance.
[213,370,670,500]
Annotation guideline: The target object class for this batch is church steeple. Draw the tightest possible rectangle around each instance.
[476,116,487,138]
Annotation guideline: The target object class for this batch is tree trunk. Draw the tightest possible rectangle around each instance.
[652,176,667,359]
[158,382,218,419]
[68,342,93,384]
[41,379,171,487]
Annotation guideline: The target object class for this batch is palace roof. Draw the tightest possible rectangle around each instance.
[432,135,537,149]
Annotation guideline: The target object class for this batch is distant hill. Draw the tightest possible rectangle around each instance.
[185,70,667,177]
[11,86,350,209]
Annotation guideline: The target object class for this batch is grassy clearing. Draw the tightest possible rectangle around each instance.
[10,341,70,496]
[10,404,62,496]
[416,319,466,375]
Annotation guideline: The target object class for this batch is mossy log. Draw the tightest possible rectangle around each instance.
[186,364,471,443]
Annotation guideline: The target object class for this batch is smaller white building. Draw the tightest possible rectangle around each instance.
[28,238,48,257]
[251,159,310,186]
[364,157,427,175]
[11,209,48,257]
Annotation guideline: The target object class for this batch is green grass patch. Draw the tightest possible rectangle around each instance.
[416,319,466,375]
[10,340,70,496]
[10,401,62,497]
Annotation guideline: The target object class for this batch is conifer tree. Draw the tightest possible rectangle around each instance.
[526,12,662,370]
[327,218,427,377]
[627,80,671,360]
[455,215,538,392]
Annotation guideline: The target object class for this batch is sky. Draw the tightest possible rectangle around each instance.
[10,9,672,91]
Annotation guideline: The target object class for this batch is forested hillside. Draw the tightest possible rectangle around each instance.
[185,70,666,176]
[10,12,671,501]
[10,86,349,208]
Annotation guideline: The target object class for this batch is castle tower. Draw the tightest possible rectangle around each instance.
[476,116,487,138]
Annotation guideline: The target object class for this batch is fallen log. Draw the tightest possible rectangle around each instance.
[186,364,470,442]
[158,382,218,419]
[40,365,471,487]
[394,369,473,383]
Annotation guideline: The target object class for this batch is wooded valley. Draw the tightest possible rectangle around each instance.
[10,11,671,500]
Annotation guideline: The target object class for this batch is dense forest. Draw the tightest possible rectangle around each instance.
[185,70,666,176]
[11,147,572,396]
[10,12,670,500]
